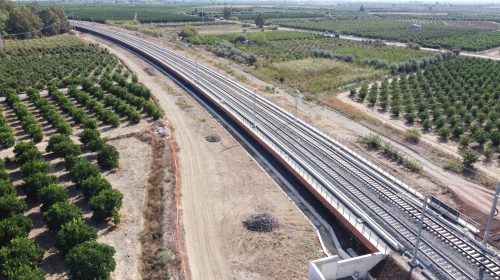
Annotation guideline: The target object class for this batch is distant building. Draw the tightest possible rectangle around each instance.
[407,23,423,30]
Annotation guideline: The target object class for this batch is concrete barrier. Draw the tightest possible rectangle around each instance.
[308,252,385,280]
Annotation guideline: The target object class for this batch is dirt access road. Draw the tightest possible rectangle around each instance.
[78,32,323,280]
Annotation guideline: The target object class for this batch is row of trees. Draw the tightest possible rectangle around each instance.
[68,86,120,127]
[0,1,70,39]
[350,59,500,165]
[209,41,258,65]
[2,88,44,142]
[0,156,44,279]
[12,140,118,279]
[100,76,162,120]
[27,88,73,135]
[48,86,98,130]
[0,107,15,148]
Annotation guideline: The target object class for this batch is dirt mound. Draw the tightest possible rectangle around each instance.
[242,213,279,232]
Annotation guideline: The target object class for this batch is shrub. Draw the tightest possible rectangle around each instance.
[443,159,462,173]
[473,129,488,145]
[490,130,500,146]
[38,184,68,212]
[69,158,100,184]
[362,134,382,150]
[20,160,51,177]
[1,264,44,280]
[88,138,108,152]
[56,218,97,254]
[43,201,84,231]
[80,176,112,199]
[461,148,480,168]
[97,145,119,170]
[0,237,44,277]
[66,241,116,280]
[78,129,100,145]
[47,134,81,158]
[458,135,470,149]
[0,195,27,219]
[90,189,123,221]
[405,128,421,143]
[422,119,432,131]
[21,173,58,199]
[358,83,368,101]
[484,147,494,162]
[0,215,33,246]
[14,142,42,165]
[178,25,197,38]
[437,127,450,140]
[0,180,14,196]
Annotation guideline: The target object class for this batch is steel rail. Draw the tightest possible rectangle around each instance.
[75,22,500,279]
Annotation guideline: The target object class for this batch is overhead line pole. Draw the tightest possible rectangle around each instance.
[410,196,428,268]
[483,182,500,244]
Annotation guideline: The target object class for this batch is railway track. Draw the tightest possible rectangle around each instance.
[74,21,500,279]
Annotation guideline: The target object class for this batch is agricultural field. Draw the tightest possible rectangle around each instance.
[349,57,500,163]
[39,3,327,23]
[39,3,204,23]
[185,29,438,95]
[0,35,164,279]
[274,17,500,51]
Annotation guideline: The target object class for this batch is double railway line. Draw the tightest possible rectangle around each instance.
[74,21,500,279]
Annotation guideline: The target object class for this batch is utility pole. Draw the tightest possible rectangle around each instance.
[0,34,3,51]
[410,197,428,268]
[201,7,205,27]
[483,182,500,244]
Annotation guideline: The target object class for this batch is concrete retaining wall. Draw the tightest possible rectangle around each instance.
[309,252,385,280]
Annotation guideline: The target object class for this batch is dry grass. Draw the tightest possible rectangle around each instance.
[318,95,367,121]
[251,58,386,95]
[135,127,181,280]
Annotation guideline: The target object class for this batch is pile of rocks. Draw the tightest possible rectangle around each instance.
[242,213,279,232]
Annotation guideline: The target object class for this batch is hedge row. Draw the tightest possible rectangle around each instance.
[47,86,97,130]
[0,108,15,149]
[67,86,120,127]
[82,82,141,123]
[100,77,162,120]
[2,88,43,142]
[27,88,72,135]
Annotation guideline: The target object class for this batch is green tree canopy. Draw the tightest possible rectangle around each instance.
[0,215,32,247]
[43,201,83,231]
[80,175,112,199]
[56,218,97,254]
[0,237,44,277]
[90,189,123,221]
[97,144,119,170]
[66,241,116,280]
[0,195,27,219]
[38,184,68,211]
[255,13,265,28]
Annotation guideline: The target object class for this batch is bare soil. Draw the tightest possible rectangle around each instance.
[78,32,324,280]
[475,46,500,59]
[98,137,151,280]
